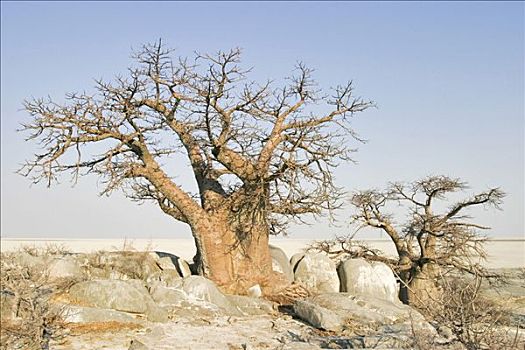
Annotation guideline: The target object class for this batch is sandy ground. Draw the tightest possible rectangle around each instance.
[1,237,523,268]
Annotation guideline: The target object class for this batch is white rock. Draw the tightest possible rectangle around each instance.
[337,258,399,303]
[293,253,339,294]
[247,284,262,298]
[269,245,294,282]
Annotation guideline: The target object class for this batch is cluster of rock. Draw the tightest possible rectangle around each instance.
[2,245,441,349]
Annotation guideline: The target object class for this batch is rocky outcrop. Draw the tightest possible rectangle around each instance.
[337,258,399,303]
[294,293,436,342]
[293,253,339,294]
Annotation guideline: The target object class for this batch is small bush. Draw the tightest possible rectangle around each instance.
[0,252,67,350]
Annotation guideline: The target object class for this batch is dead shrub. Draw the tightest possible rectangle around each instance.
[0,252,67,350]
[413,275,523,350]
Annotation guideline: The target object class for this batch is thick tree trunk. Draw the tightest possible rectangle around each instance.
[189,212,285,295]
[407,263,441,306]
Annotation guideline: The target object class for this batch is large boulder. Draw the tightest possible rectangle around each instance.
[337,258,399,303]
[269,245,294,283]
[67,279,168,322]
[294,293,435,337]
[293,253,339,294]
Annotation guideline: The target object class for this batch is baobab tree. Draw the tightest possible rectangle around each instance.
[349,176,504,304]
[19,41,373,294]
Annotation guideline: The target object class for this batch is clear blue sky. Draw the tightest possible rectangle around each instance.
[1,1,523,239]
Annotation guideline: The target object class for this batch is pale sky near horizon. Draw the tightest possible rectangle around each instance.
[1,1,523,240]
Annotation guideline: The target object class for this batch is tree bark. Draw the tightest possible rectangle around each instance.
[189,210,282,295]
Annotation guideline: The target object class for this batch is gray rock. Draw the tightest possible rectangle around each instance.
[176,276,242,315]
[177,259,192,278]
[225,295,276,315]
[290,253,305,272]
[67,279,167,322]
[155,256,178,271]
[294,293,433,335]
[294,299,346,331]
[154,252,192,277]
[61,304,142,324]
[337,258,399,303]
[293,253,339,294]
[149,283,188,307]
[270,245,294,282]
[145,269,182,287]
[144,304,169,323]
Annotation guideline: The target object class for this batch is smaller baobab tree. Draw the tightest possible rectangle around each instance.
[347,175,504,305]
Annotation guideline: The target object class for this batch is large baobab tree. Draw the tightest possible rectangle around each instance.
[19,41,373,294]
[349,176,504,304]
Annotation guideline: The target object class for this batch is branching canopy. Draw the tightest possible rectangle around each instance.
[20,41,373,234]
[349,175,505,276]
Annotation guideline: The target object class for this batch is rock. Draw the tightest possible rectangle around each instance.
[294,293,434,335]
[290,253,305,272]
[129,339,149,350]
[176,276,241,315]
[247,284,262,298]
[155,256,178,271]
[337,258,399,303]
[225,295,276,315]
[67,279,167,322]
[294,299,345,331]
[154,252,192,277]
[48,256,84,279]
[293,253,339,294]
[145,270,182,287]
[144,304,169,323]
[61,304,142,324]
[270,245,294,282]
[177,259,192,278]
[149,283,187,307]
